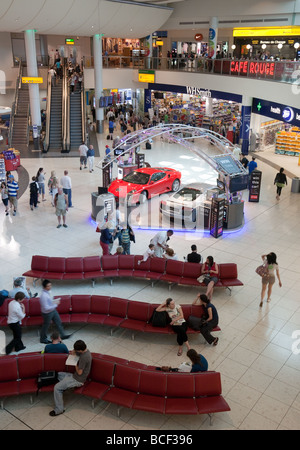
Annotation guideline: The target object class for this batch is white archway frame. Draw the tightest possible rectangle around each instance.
[97,124,248,179]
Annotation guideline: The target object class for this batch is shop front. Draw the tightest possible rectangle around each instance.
[251,97,300,164]
[145,82,242,144]
[232,26,300,60]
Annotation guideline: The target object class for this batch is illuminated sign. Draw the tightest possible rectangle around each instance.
[138,70,155,83]
[155,41,164,46]
[194,33,203,41]
[233,26,300,37]
[230,60,275,76]
[22,77,43,84]
[65,38,74,45]
[252,98,300,126]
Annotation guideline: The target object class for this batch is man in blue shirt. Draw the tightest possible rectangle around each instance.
[248,157,258,175]
[39,280,71,344]
[87,144,95,172]
[7,175,19,216]
[43,331,69,354]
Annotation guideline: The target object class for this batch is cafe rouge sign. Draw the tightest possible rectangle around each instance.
[230,60,275,76]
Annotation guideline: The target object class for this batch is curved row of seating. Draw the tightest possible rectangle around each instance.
[0,294,221,336]
[0,352,230,421]
[22,254,243,292]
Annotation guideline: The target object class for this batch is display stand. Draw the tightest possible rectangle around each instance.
[248,169,262,202]
[210,198,225,238]
[102,161,112,187]
[91,192,115,221]
[117,163,138,180]
[0,158,5,182]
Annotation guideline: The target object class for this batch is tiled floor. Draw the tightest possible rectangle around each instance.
[0,126,300,430]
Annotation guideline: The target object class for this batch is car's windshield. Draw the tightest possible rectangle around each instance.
[123,172,150,185]
[173,188,201,201]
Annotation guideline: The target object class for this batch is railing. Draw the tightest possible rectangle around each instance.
[62,61,70,152]
[83,55,300,85]
[43,71,52,152]
[13,55,50,67]
[81,68,87,146]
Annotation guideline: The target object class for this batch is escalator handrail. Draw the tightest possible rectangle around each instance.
[80,67,87,145]
[44,71,52,151]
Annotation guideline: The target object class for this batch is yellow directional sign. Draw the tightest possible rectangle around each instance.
[22,77,43,84]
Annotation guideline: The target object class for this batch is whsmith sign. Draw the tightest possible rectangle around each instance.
[147,83,242,103]
[252,97,300,127]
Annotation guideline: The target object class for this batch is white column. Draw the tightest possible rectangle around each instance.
[93,34,104,134]
[208,17,218,59]
[24,30,41,129]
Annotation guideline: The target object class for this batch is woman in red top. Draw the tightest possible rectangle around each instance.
[201,256,219,301]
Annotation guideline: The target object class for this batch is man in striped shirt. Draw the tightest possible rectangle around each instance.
[7,175,19,216]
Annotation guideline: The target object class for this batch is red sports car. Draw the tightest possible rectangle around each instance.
[108,167,181,204]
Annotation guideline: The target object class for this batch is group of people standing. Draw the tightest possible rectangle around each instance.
[29,167,73,228]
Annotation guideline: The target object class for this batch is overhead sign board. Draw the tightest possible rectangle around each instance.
[65,38,74,45]
[138,70,155,83]
[233,26,300,37]
[22,77,43,84]
[252,98,300,127]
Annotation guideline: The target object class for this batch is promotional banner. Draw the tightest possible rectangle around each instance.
[208,17,218,59]
[240,105,252,154]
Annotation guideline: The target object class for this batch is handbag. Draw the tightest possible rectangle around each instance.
[255,264,269,277]
[187,315,206,331]
[36,371,58,393]
[178,362,192,373]
[150,310,171,327]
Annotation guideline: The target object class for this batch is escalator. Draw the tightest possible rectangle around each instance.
[69,71,86,150]
[48,77,63,150]
[44,62,86,153]
[9,66,30,149]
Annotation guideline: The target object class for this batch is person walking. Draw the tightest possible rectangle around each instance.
[78,142,88,170]
[259,252,282,307]
[39,280,71,344]
[156,298,191,356]
[192,294,219,346]
[48,170,59,206]
[120,223,134,255]
[248,157,257,175]
[87,145,95,172]
[274,167,287,200]
[49,340,92,417]
[0,181,9,216]
[97,222,113,256]
[7,174,19,216]
[36,168,46,202]
[29,176,39,210]
[54,187,68,228]
[60,170,73,207]
[5,292,26,354]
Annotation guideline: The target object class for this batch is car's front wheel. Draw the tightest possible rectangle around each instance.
[172,179,180,192]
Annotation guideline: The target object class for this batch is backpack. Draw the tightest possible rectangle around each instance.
[36,371,58,393]
[0,289,9,307]
[150,310,171,327]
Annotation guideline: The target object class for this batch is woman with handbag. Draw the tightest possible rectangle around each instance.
[259,253,282,307]
[156,298,191,356]
[201,256,219,300]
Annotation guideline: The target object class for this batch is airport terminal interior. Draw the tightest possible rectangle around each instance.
[0,0,300,432]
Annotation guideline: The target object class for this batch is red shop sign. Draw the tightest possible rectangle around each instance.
[230,60,275,76]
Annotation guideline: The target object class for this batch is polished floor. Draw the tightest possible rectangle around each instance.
[0,126,300,431]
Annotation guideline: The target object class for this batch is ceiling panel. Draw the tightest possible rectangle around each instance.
[0,0,173,37]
